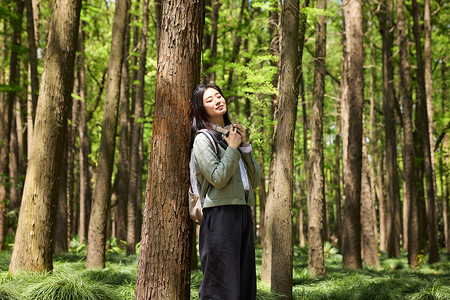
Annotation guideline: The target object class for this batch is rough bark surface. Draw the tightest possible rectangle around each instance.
[9,0,82,272]
[86,0,128,269]
[341,0,364,269]
[261,0,299,297]
[308,0,326,275]
[135,1,204,298]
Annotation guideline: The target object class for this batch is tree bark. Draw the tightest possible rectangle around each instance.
[25,0,39,122]
[77,26,91,245]
[258,145,267,247]
[9,97,21,212]
[135,1,204,298]
[0,0,25,250]
[9,0,82,272]
[54,141,68,254]
[154,0,161,55]
[261,0,299,297]
[361,128,380,267]
[127,0,147,255]
[378,0,401,258]
[308,0,326,275]
[116,10,131,247]
[341,0,364,269]
[412,0,439,264]
[86,0,128,269]
[205,0,220,84]
[396,0,419,267]
[441,59,449,253]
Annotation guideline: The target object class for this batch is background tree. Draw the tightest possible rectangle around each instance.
[261,0,299,297]
[135,0,205,298]
[341,0,364,269]
[8,0,82,272]
[86,0,129,269]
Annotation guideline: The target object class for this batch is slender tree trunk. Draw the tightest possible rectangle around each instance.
[378,0,401,258]
[334,117,341,247]
[86,0,129,269]
[0,20,6,124]
[308,0,326,275]
[0,0,25,250]
[127,0,147,254]
[9,96,20,211]
[396,0,419,267]
[135,1,205,298]
[261,0,298,297]
[116,9,131,247]
[205,0,220,84]
[25,0,39,120]
[258,146,266,247]
[341,0,364,269]
[9,0,82,272]
[226,0,248,116]
[412,0,439,263]
[442,60,449,253]
[78,26,91,245]
[361,128,380,267]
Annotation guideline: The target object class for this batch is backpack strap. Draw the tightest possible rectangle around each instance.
[197,129,218,155]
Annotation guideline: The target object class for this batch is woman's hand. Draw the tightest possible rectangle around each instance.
[233,124,248,147]
[223,125,242,149]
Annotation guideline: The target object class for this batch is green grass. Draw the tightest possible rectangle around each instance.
[0,244,449,300]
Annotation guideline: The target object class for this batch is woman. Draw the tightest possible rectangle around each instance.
[191,84,261,300]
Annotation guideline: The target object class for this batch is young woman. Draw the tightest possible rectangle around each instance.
[191,84,261,300]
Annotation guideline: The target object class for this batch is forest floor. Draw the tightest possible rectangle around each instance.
[1,238,449,299]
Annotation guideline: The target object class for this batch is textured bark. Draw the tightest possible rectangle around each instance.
[361,129,380,267]
[378,0,401,258]
[127,0,147,254]
[9,0,81,272]
[135,1,204,298]
[78,27,91,245]
[442,60,450,253]
[396,0,419,267]
[261,0,298,297]
[333,118,342,247]
[376,132,387,251]
[412,0,439,264]
[341,0,364,269]
[9,98,20,211]
[86,0,128,269]
[308,0,326,275]
[116,11,131,247]
[258,146,266,246]
[25,0,39,121]
[0,0,25,250]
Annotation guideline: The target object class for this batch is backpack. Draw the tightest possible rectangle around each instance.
[189,129,218,224]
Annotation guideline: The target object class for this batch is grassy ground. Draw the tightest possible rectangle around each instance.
[0,241,449,300]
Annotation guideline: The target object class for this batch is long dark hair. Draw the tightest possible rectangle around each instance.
[191,84,231,147]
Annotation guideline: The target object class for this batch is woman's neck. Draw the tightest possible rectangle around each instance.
[209,117,225,128]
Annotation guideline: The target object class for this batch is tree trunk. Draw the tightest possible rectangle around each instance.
[412,0,439,264]
[205,0,220,84]
[0,20,6,124]
[261,0,298,297]
[361,128,380,267]
[341,0,364,269]
[0,0,25,250]
[334,110,342,247]
[78,26,91,245]
[127,0,147,255]
[396,0,419,267]
[378,0,401,258]
[86,0,128,269]
[308,0,326,275]
[116,10,131,247]
[258,146,266,247]
[8,0,81,272]
[441,60,449,253]
[25,0,39,122]
[226,0,248,116]
[154,0,161,55]
[135,1,204,298]
[9,96,21,211]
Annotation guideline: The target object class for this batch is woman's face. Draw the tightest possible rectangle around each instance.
[202,87,227,122]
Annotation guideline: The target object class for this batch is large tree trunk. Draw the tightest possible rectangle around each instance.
[261,0,299,297]
[9,0,81,272]
[361,128,380,267]
[341,0,364,269]
[396,0,419,268]
[308,0,326,276]
[412,0,439,264]
[135,1,204,298]
[378,0,401,258]
[127,0,147,254]
[86,0,128,269]
[0,0,25,250]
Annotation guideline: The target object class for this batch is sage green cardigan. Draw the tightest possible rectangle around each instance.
[192,133,261,208]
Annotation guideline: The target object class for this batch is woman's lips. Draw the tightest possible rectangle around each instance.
[216,105,224,110]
